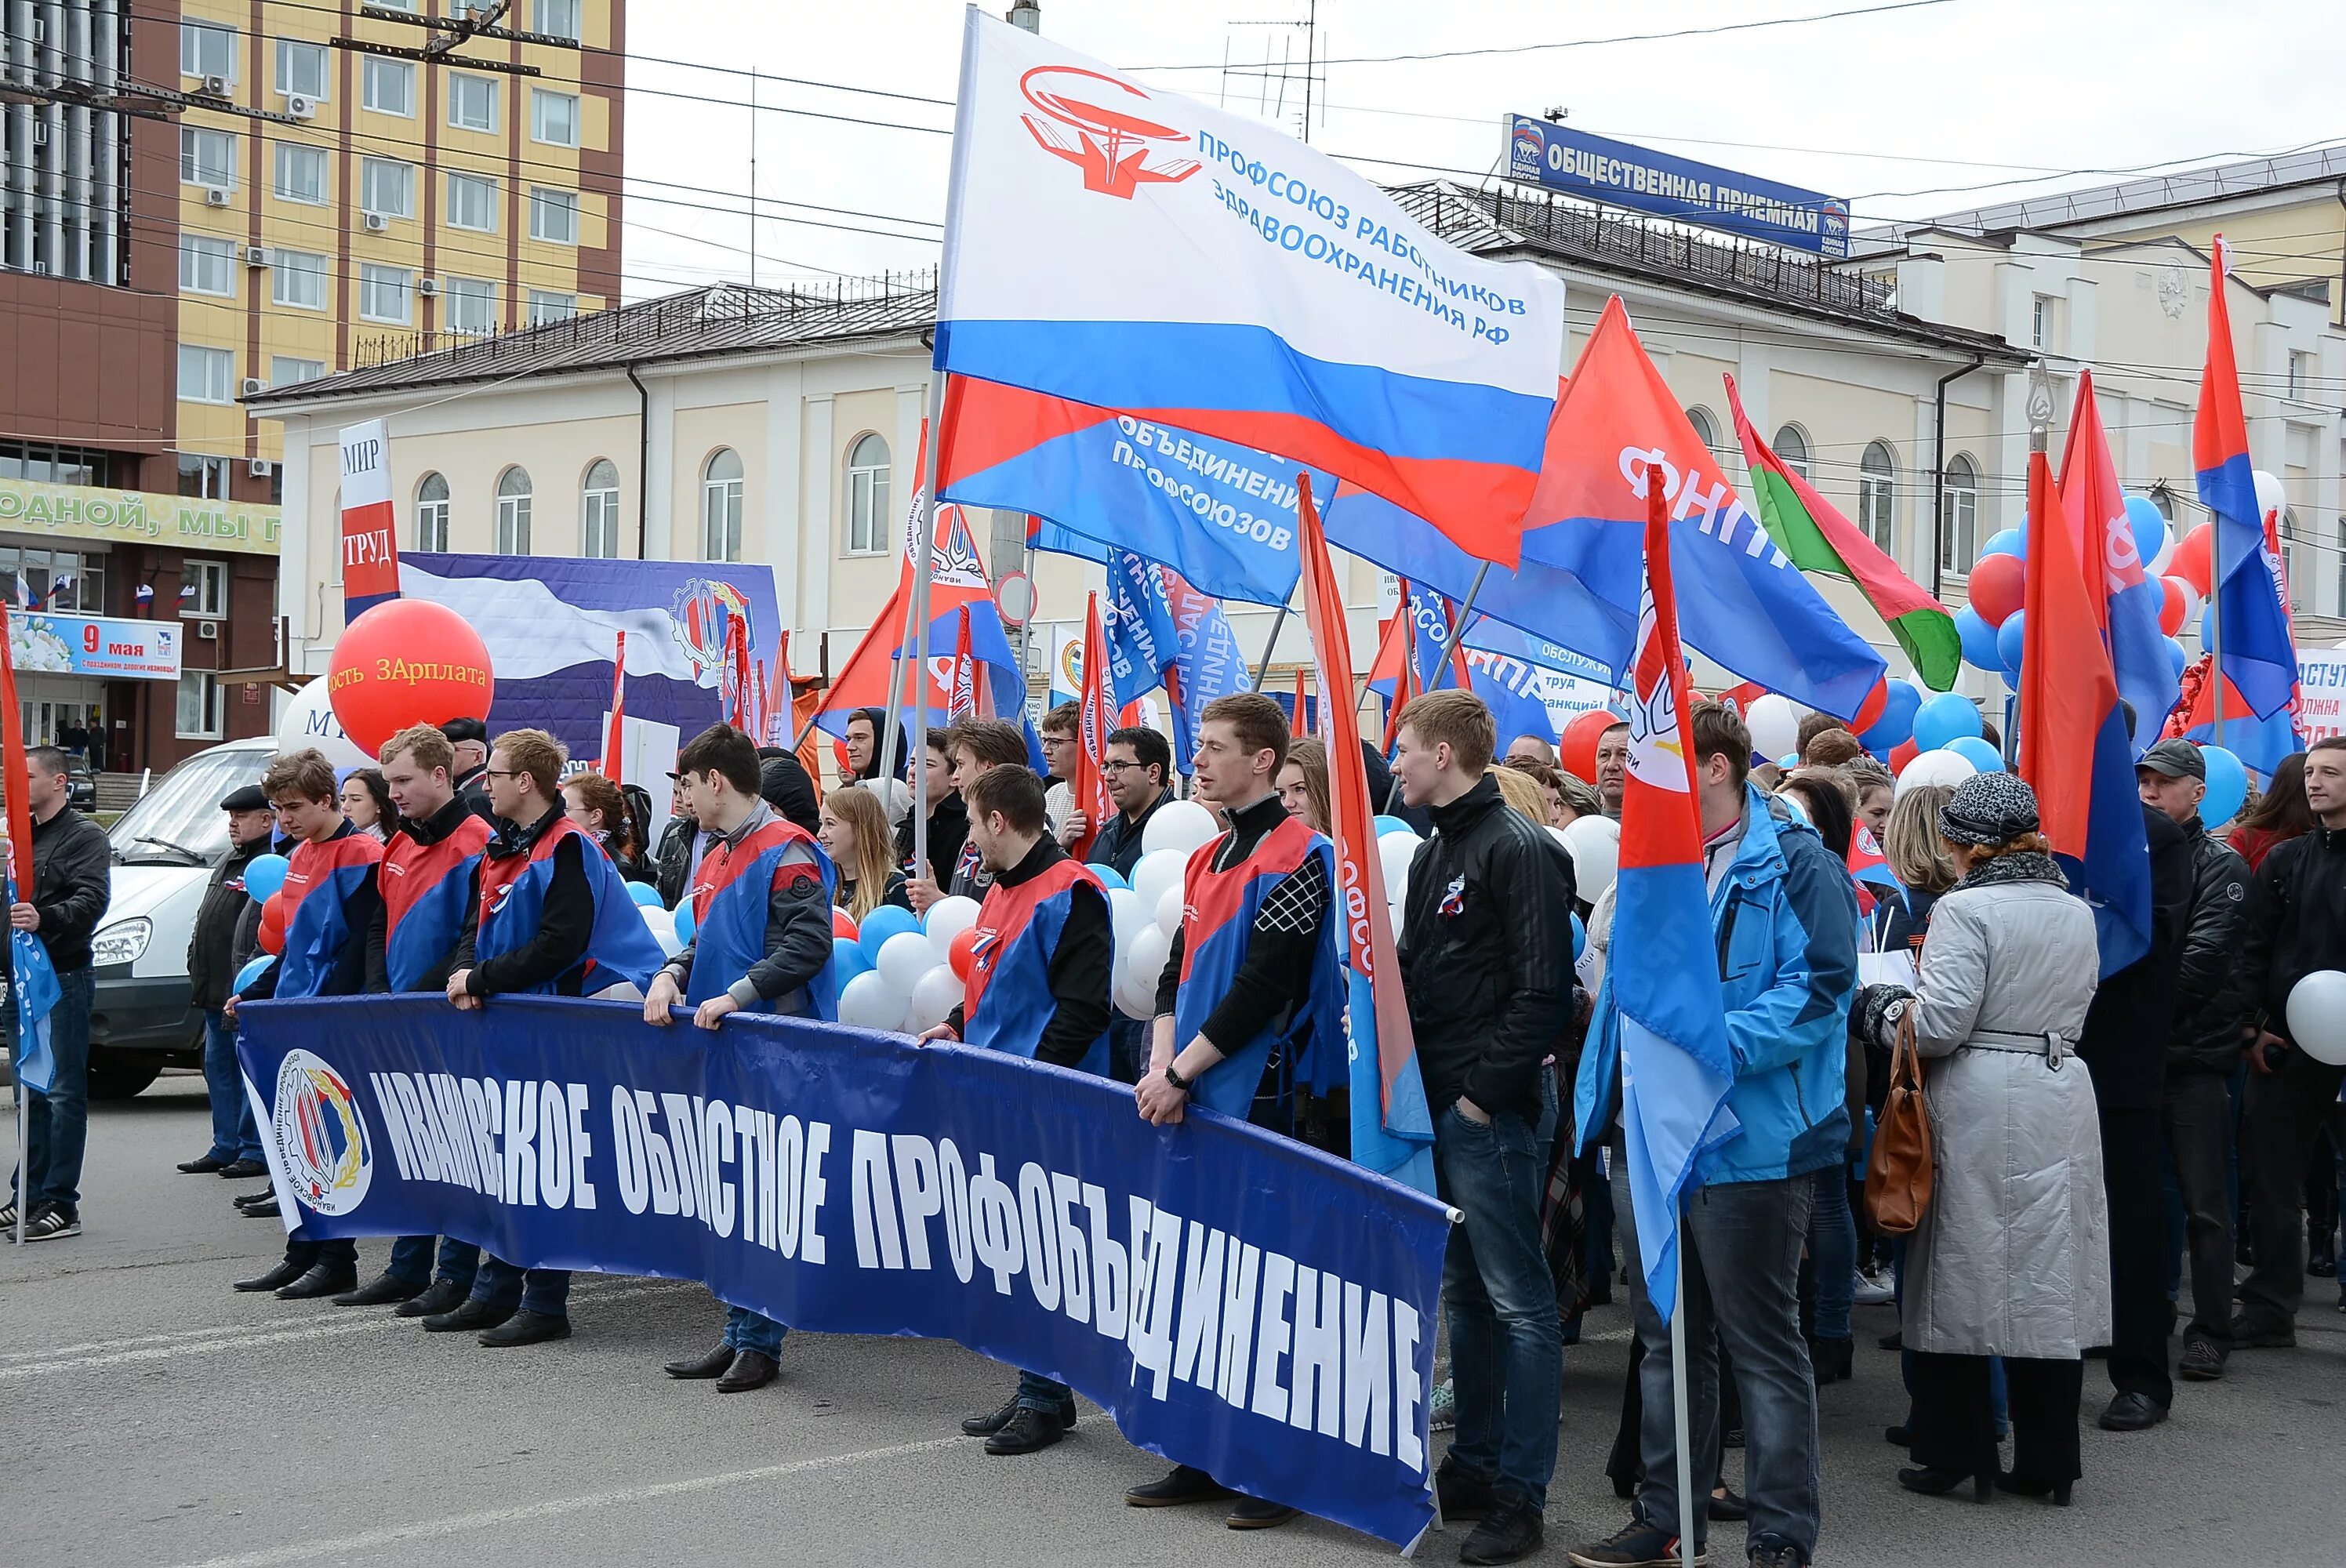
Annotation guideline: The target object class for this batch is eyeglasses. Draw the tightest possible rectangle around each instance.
[1100,760,1140,775]
[483,768,521,781]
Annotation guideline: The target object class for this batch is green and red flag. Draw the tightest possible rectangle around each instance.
[1724,374,1960,691]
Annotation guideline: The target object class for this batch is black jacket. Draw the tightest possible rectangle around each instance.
[2079,803,2193,1112]
[23,805,111,972]
[454,764,497,826]
[1396,774,1576,1120]
[1091,786,1172,880]
[2235,820,2346,1051]
[187,835,268,1010]
[449,808,594,996]
[896,790,968,886]
[2167,816,2252,1076]
[654,814,700,906]
[361,797,482,995]
[757,752,823,837]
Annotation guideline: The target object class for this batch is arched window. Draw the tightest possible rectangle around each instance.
[1773,423,1809,481]
[581,459,620,558]
[414,471,448,552]
[701,448,743,563]
[496,466,532,554]
[1858,441,1897,554]
[1939,454,1979,574]
[845,432,890,555]
[1685,406,1718,455]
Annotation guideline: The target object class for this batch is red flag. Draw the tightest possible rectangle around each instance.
[0,605,31,898]
[605,630,626,785]
[2019,453,2107,858]
[947,606,979,722]
[1071,592,1114,860]
[1294,664,1309,730]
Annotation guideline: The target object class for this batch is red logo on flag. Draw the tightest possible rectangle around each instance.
[1019,67,1200,199]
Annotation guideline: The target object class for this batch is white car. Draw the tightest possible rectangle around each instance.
[84,736,274,1098]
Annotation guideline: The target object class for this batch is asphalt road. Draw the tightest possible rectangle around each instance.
[9,1075,2346,1568]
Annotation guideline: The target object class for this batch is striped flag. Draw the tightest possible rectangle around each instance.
[604,630,626,786]
[2194,235,2298,720]
[1070,593,1114,860]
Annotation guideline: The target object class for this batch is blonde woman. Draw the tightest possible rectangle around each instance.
[817,783,909,922]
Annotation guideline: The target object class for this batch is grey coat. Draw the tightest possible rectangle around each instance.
[1903,877,2113,1359]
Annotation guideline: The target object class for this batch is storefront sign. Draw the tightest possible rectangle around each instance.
[1504,115,1850,258]
[7,612,183,680]
[0,477,281,557]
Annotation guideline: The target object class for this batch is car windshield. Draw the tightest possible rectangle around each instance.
[107,746,270,866]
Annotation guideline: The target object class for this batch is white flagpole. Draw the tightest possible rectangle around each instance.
[1671,1240,1694,1568]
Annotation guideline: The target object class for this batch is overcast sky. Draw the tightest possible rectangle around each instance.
[619,0,2341,299]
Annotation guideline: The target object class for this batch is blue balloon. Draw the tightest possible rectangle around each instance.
[627,880,663,908]
[673,901,695,946]
[1859,678,1923,752]
[1088,865,1129,891]
[1571,912,1586,963]
[1996,609,2027,675]
[1776,751,1799,769]
[232,953,276,993]
[1981,528,2025,560]
[2124,495,2170,570]
[857,903,919,963]
[2200,745,2249,827]
[2163,635,2190,683]
[1912,692,1983,752]
[831,936,874,982]
[1374,815,1413,838]
[1945,735,2004,773]
[1954,604,2002,671]
[243,852,290,903]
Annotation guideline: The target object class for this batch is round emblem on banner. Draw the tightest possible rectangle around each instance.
[270,1049,373,1214]
[996,571,1036,626]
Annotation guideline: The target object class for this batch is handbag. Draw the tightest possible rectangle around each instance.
[1862,1004,1933,1235]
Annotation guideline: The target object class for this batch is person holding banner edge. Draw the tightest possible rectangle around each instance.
[1089,724,1176,1084]
[175,783,278,1181]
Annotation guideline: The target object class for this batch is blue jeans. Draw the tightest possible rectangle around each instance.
[390,1234,481,1290]
[724,1305,786,1356]
[200,1009,262,1163]
[1107,1014,1150,1085]
[1432,1072,1562,1509]
[1016,1368,1073,1412]
[1617,1166,1821,1563]
[470,1257,571,1318]
[1807,1167,1857,1340]
[13,967,94,1217]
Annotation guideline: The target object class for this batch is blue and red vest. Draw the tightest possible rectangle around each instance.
[687,816,839,1018]
[964,856,1109,1076]
[380,812,492,993]
[1172,814,1346,1119]
[474,814,665,995]
[276,822,381,1000]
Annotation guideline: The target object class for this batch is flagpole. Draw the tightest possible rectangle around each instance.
[1429,561,1492,673]
[1671,1240,1694,1568]
[1251,603,1290,689]
[910,379,947,880]
[2210,501,2227,747]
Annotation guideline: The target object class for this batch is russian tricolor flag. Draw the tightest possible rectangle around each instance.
[2060,372,2178,753]
[2194,236,2298,720]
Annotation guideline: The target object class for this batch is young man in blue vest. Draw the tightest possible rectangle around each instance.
[424,727,666,1348]
[337,723,494,1312]
[645,722,837,1392]
[917,763,1113,1455]
[1128,691,1343,1530]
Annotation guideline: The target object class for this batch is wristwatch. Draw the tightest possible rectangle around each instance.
[1162,1062,1193,1094]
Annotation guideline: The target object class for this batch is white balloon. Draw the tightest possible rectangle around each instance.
[1377,831,1422,905]
[2147,535,2177,578]
[640,906,681,959]
[1120,923,1172,1020]
[2253,469,2287,527]
[274,677,372,771]
[1106,887,1146,960]
[2171,579,2203,637]
[923,895,982,969]
[1141,799,1220,858]
[837,970,907,1033]
[1744,693,1803,762]
[1155,880,1185,938]
[908,964,964,1033]
[1896,749,1977,795]
[877,931,935,997]
[1131,848,1188,925]
[2286,971,2346,1065]
[1561,815,1621,902]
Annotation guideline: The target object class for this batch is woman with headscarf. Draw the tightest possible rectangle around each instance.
[1853,772,2110,1505]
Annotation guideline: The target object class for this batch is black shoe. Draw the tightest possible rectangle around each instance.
[1708,1486,1748,1522]
[1897,1465,1991,1501]
[333,1272,425,1307]
[0,1200,15,1230]
[1225,1497,1298,1530]
[717,1349,777,1392]
[423,1297,515,1334]
[2228,1314,2296,1348]
[397,1279,470,1319]
[1436,1460,1497,1522]
[1566,1519,1705,1567]
[22,1207,79,1241]
[1749,1548,1803,1568]
[275,1264,356,1300]
[666,1343,735,1379]
[2178,1337,2228,1381]
[1995,1471,2074,1506]
[1459,1492,1543,1565]
[239,1196,281,1218]
[1810,1335,1853,1385]
[963,1397,1021,1436]
[1883,1424,1911,1447]
[2310,1240,2337,1278]
[178,1153,230,1173]
[983,1406,1063,1455]
[1876,1329,1904,1351]
[1125,1465,1232,1507]
[217,1159,268,1179]
[479,1309,570,1347]
[2097,1392,2167,1432]
[232,1259,307,1292]
[233,1188,275,1209]
[1721,1425,1743,1450]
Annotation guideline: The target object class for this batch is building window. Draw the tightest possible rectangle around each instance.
[527,289,577,325]
[2,546,104,612]
[177,454,231,498]
[1858,441,1897,554]
[448,74,498,133]
[180,127,236,191]
[274,142,329,205]
[845,433,891,554]
[2282,510,2297,608]
[177,344,235,405]
[276,40,329,100]
[582,459,621,558]
[416,473,450,552]
[532,89,579,147]
[1684,406,1718,456]
[179,234,235,297]
[444,277,496,336]
[529,187,579,245]
[361,158,415,219]
[701,448,744,562]
[536,0,582,41]
[359,263,412,325]
[1940,454,1980,574]
[496,467,533,554]
[0,442,122,488]
[176,673,225,740]
[446,172,497,233]
[2290,351,2314,401]
[2031,295,2055,350]
[270,355,325,387]
[272,249,328,309]
[180,559,228,618]
[363,57,415,117]
[180,22,237,82]
[1771,424,1809,481]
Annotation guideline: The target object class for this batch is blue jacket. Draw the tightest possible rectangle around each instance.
[1577,782,1858,1186]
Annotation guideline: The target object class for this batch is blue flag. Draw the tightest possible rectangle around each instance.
[5,865,60,1096]
[1162,573,1253,771]
[1103,551,1181,710]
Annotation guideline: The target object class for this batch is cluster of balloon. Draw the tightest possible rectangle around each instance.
[627,880,683,956]
[1892,691,2000,794]
[324,598,496,760]
[1957,498,2205,690]
[1114,801,1222,1018]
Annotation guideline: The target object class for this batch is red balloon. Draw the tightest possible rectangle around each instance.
[948,924,980,983]
[831,906,858,942]
[258,891,286,957]
[328,599,494,760]
[1966,553,2025,627]
[1851,678,1888,735]
[2159,576,2188,637]
[1888,739,1920,775]
[2168,525,2214,597]
[1560,709,1624,782]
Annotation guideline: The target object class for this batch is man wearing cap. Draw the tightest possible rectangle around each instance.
[441,717,496,825]
[175,784,279,1180]
[2137,739,2251,1384]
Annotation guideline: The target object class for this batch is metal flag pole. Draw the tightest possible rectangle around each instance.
[910,382,947,880]
[1429,560,1493,675]
[2210,502,2228,748]
[874,569,923,789]
[1671,1242,1695,1568]
[1251,603,1291,690]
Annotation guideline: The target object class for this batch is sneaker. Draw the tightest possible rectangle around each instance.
[1429,1377,1456,1432]
[1749,1548,1803,1568]
[0,1200,17,1230]
[1460,1492,1544,1566]
[23,1207,80,1241]
[1568,1520,1705,1568]
[2177,1337,2227,1381]
[1852,1269,1894,1306]
[2227,1314,2296,1349]
[1436,1461,1496,1523]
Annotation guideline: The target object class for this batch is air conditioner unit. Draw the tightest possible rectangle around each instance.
[239,376,265,397]
[248,458,274,477]
[364,211,388,232]
[203,187,233,208]
[243,245,269,267]
[417,278,439,297]
[196,620,221,641]
[285,93,318,121]
[201,74,231,96]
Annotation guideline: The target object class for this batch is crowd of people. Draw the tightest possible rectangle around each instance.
[11,681,2346,1568]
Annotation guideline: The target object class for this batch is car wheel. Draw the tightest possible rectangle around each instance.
[86,1055,164,1100]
